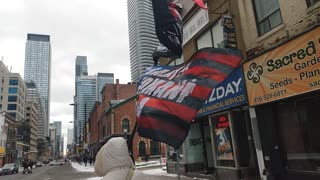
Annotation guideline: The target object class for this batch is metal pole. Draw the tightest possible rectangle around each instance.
[176,148,181,180]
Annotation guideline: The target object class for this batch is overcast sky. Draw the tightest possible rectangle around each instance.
[0,0,131,145]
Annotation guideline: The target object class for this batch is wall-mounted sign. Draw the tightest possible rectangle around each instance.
[223,15,237,49]
[197,67,247,117]
[183,6,209,45]
[243,26,320,106]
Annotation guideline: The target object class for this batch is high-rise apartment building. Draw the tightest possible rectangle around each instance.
[97,73,114,101]
[127,0,159,82]
[24,33,51,136]
[75,75,96,144]
[26,81,48,140]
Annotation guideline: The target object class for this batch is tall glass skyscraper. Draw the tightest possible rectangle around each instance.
[97,73,114,101]
[127,0,159,82]
[24,33,51,136]
[76,76,96,144]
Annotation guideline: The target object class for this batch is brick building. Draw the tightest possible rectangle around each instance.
[88,79,165,161]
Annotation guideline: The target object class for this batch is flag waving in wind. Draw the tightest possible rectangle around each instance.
[152,0,183,61]
[193,0,207,9]
[136,48,242,149]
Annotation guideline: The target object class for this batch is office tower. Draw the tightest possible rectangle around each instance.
[24,33,51,136]
[60,135,64,155]
[49,123,57,157]
[75,75,97,144]
[53,121,62,155]
[74,56,88,145]
[67,128,73,144]
[97,73,114,101]
[67,128,73,153]
[26,81,48,140]
[75,56,88,77]
[127,0,159,82]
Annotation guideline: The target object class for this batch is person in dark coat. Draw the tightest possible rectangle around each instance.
[22,159,29,174]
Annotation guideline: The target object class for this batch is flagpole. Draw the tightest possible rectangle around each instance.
[176,148,181,180]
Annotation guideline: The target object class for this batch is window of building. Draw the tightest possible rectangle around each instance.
[306,0,320,7]
[8,87,18,94]
[122,118,130,133]
[150,141,160,155]
[8,96,17,102]
[0,104,2,110]
[9,79,19,85]
[139,141,146,156]
[7,112,16,119]
[7,104,17,110]
[196,18,224,50]
[0,87,3,93]
[253,0,282,36]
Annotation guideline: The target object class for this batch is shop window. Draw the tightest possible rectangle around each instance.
[306,0,320,7]
[7,104,17,110]
[8,96,17,102]
[210,112,236,168]
[196,19,223,50]
[150,141,160,155]
[9,79,19,85]
[122,118,130,133]
[276,95,320,172]
[8,87,18,94]
[139,141,146,156]
[253,0,282,36]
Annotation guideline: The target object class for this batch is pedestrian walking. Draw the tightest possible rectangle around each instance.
[22,158,29,174]
[94,137,146,180]
[89,156,93,165]
[83,155,87,166]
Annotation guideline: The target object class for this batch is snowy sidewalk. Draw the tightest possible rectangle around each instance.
[71,161,208,180]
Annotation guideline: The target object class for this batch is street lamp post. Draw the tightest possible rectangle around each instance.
[70,103,87,156]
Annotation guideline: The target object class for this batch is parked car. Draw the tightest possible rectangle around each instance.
[35,161,43,167]
[49,160,60,166]
[0,163,19,175]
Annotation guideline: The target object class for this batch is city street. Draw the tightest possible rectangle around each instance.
[0,162,208,180]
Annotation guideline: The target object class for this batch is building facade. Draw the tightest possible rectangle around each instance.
[239,1,320,179]
[24,33,51,137]
[25,82,48,140]
[0,72,27,122]
[53,121,62,156]
[26,101,38,161]
[97,73,114,102]
[0,112,16,167]
[48,123,57,158]
[127,0,159,82]
[76,75,97,146]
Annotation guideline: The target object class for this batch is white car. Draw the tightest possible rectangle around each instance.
[49,160,60,166]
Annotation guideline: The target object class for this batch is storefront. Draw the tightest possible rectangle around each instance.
[166,67,259,179]
[243,25,320,180]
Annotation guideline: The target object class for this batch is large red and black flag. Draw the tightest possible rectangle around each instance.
[136,48,242,149]
[193,0,207,9]
[152,0,183,62]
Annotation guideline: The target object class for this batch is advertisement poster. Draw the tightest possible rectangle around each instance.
[212,113,234,160]
[243,26,320,106]
[215,128,233,160]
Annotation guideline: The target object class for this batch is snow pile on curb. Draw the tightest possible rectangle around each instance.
[71,162,95,172]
